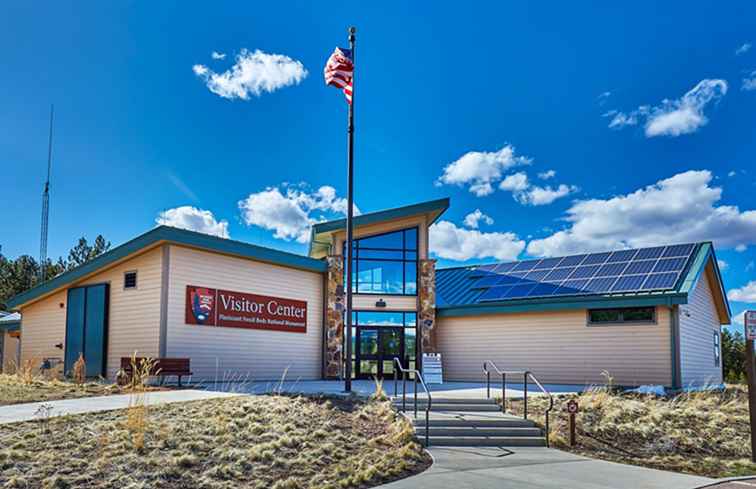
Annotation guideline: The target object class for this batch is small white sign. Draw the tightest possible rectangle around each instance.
[746,311,756,341]
[422,353,443,384]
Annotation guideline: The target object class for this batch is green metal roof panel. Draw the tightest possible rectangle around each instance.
[311,198,450,235]
[6,226,327,310]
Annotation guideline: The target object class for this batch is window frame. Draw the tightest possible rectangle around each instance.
[586,306,656,326]
[713,330,721,367]
[123,270,138,290]
[344,227,419,296]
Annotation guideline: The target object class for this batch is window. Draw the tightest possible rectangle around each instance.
[344,227,418,295]
[714,331,721,367]
[124,271,137,289]
[588,307,655,324]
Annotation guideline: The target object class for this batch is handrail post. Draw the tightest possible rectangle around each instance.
[501,373,506,413]
[523,372,528,420]
[414,374,418,418]
[545,412,550,448]
[394,364,398,397]
[402,371,407,412]
[486,365,490,399]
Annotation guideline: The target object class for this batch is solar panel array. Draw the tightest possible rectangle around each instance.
[471,243,697,303]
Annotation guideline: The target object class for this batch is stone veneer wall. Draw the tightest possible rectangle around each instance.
[418,259,436,354]
[324,255,345,378]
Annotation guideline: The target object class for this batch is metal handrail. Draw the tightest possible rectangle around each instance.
[482,361,555,447]
[393,357,431,447]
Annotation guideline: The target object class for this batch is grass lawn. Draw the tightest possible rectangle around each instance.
[0,374,123,406]
[0,394,430,489]
[508,384,755,478]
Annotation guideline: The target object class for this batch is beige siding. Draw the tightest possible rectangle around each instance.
[352,295,417,311]
[20,247,163,379]
[679,272,723,386]
[437,307,673,387]
[166,245,324,381]
[2,332,19,372]
[19,290,67,370]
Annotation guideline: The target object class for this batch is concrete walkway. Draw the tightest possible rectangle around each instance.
[0,390,239,424]
[209,379,585,399]
[380,447,713,489]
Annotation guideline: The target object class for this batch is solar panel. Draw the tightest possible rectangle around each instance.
[467,243,697,304]
[512,260,541,272]
[606,249,638,262]
[612,274,647,292]
[653,257,687,273]
[624,260,656,275]
[642,272,679,290]
[527,282,560,297]
[505,283,538,299]
[524,269,550,282]
[596,262,628,277]
[584,276,619,293]
[635,246,665,260]
[582,252,611,265]
[663,243,695,258]
[570,265,600,279]
[543,267,575,281]
[493,262,518,274]
[558,254,587,267]
[555,279,589,294]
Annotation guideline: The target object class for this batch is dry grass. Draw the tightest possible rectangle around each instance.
[0,395,430,488]
[0,374,119,406]
[508,384,756,478]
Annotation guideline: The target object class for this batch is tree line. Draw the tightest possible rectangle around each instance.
[0,235,110,310]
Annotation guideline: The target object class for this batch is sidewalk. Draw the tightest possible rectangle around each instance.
[0,390,239,424]
[380,446,713,489]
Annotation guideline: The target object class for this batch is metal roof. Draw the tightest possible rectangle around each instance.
[436,242,731,322]
[6,226,328,310]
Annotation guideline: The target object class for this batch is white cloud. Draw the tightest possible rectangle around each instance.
[742,71,756,91]
[717,259,728,271]
[733,311,746,326]
[463,209,494,229]
[538,170,556,180]
[429,221,525,262]
[436,145,531,196]
[527,170,756,257]
[604,79,728,137]
[736,43,752,56]
[211,51,226,60]
[728,281,756,303]
[736,244,748,252]
[193,49,308,100]
[238,184,357,243]
[728,171,737,177]
[499,172,578,206]
[156,206,229,238]
[596,91,612,106]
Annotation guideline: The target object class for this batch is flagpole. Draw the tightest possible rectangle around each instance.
[344,26,356,392]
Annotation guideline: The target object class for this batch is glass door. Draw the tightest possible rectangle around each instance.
[355,327,404,379]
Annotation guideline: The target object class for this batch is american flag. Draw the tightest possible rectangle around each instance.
[324,47,353,104]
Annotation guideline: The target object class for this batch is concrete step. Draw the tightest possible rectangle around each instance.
[417,417,536,428]
[391,397,497,405]
[421,436,546,447]
[415,426,543,437]
[411,403,502,412]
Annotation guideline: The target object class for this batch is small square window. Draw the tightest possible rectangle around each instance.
[124,271,137,289]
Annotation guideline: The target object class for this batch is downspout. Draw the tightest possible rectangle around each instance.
[158,244,170,358]
[670,305,682,391]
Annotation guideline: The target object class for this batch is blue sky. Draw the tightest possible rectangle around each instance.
[2,2,755,327]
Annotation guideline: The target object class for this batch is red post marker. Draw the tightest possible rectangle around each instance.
[566,400,579,447]
[745,311,756,462]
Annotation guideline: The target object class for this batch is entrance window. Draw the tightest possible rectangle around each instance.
[346,311,418,379]
[344,227,418,295]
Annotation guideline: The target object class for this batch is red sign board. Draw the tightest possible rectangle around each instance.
[746,311,756,341]
[185,285,307,333]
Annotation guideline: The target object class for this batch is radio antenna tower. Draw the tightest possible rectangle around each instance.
[39,105,54,282]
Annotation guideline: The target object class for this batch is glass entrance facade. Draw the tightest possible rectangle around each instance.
[347,311,417,379]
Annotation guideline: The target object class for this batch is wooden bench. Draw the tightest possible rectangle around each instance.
[120,357,192,387]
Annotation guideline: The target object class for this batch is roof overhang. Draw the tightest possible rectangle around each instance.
[308,197,450,258]
[6,226,328,311]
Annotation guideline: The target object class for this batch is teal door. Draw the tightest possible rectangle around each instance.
[65,284,109,377]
